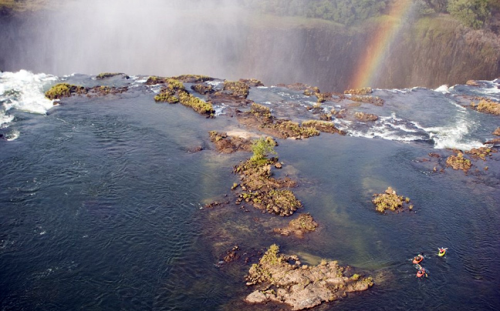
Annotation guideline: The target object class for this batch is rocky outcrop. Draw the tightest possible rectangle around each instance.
[471,99,500,115]
[245,244,373,310]
[237,103,322,140]
[446,152,472,172]
[154,78,214,116]
[372,187,413,213]
[45,83,128,100]
[208,131,253,154]
[233,158,301,216]
[354,112,379,122]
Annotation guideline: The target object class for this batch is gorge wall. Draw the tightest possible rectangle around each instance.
[0,7,499,92]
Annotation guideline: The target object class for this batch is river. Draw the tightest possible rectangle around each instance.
[1,70,499,310]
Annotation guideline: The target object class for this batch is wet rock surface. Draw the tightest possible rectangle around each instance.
[208,131,253,154]
[237,103,321,140]
[446,152,472,172]
[233,158,301,216]
[354,111,379,122]
[470,98,500,115]
[45,83,128,100]
[154,78,214,116]
[245,244,373,310]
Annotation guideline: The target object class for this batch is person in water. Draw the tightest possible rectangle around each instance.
[416,267,427,278]
[438,248,447,257]
[413,252,424,264]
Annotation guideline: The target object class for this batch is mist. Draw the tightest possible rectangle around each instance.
[2,0,497,91]
[0,0,256,79]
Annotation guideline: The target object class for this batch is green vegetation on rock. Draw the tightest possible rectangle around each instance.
[223,80,250,98]
[245,244,374,310]
[45,83,85,99]
[447,0,491,29]
[472,99,500,115]
[154,78,214,116]
[96,72,124,80]
[250,137,277,163]
[372,187,413,213]
[446,152,472,171]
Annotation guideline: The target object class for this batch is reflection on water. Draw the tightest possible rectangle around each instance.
[0,73,499,310]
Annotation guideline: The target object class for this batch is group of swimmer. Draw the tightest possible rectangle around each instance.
[412,247,447,278]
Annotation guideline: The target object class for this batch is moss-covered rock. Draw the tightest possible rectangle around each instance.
[173,74,213,83]
[446,152,472,172]
[154,78,214,116]
[354,111,379,122]
[471,99,500,115]
[145,76,166,85]
[178,91,214,115]
[349,95,384,106]
[245,244,373,310]
[96,72,128,80]
[302,120,345,135]
[274,213,318,237]
[239,78,264,87]
[465,147,497,160]
[223,80,250,98]
[344,87,373,95]
[208,131,253,154]
[233,158,301,217]
[191,83,214,95]
[45,83,86,99]
[372,187,413,213]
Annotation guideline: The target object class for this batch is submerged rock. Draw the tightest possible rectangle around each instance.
[245,244,373,310]
[274,213,318,238]
[354,111,379,122]
[372,187,413,213]
[208,131,253,154]
[301,120,345,135]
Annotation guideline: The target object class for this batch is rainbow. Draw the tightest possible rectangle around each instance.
[349,0,415,89]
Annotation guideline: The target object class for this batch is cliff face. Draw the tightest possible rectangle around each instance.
[0,11,499,92]
[238,17,500,91]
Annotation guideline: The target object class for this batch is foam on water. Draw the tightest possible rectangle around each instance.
[434,84,450,94]
[334,109,483,150]
[0,70,57,115]
[0,110,14,128]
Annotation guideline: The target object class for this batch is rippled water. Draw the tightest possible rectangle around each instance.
[1,71,499,310]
